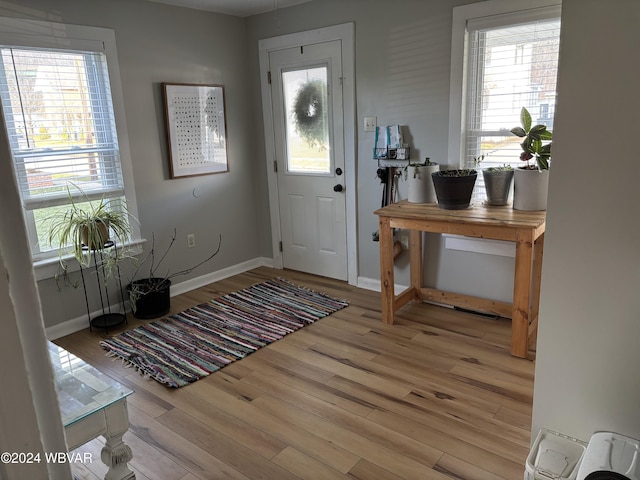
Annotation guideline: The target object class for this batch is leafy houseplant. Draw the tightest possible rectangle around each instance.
[510,107,553,171]
[403,157,440,203]
[431,163,477,210]
[510,107,553,210]
[46,188,133,268]
[485,164,514,172]
[127,230,222,318]
[46,186,135,329]
[403,157,436,179]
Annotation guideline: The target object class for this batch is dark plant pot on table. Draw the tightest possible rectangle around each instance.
[431,170,477,210]
[127,278,171,319]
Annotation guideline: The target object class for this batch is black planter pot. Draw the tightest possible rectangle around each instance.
[431,170,477,210]
[127,278,171,319]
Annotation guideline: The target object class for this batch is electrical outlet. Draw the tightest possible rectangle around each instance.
[364,116,377,132]
[187,234,195,248]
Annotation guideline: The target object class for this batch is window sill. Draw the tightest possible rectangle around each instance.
[33,238,146,281]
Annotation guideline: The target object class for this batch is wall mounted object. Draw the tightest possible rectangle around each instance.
[163,83,229,178]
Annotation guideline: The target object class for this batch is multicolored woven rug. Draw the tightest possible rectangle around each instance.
[100,278,348,388]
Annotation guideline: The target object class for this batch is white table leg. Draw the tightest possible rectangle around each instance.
[102,401,135,480]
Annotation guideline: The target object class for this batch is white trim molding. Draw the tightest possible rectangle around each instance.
[447,0,562,167]
[357,276,408,296]
[0,17,142,267]
[258,23,358,286]
[45,256,275,340]
[446,0,560,256]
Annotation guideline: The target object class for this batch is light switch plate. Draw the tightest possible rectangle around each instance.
[364,116,377,132]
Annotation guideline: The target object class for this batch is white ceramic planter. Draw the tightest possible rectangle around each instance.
[407,163,439,203]
[513,168,549,211]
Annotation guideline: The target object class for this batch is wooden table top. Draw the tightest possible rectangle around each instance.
[374,200,546,230]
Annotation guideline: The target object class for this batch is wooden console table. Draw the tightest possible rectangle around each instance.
[374,201,546,358]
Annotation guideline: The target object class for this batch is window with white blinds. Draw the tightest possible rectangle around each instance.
[449,2,561,201]
[0,48,124,211]
[0,18,139,264]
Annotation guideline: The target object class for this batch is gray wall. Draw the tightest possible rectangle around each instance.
[0,0,260,327]
[5,0,521,330]
[246,0,515,303]
[250,0,640,444]
[3,0,640,454]
[532,0,640,442]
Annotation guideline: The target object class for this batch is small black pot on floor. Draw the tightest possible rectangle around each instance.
[127,278,171,319]
[431,170,477,210]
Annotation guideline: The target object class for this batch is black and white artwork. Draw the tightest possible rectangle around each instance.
[163,83,228,178]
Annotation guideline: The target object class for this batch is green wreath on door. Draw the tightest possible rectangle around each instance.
[292,79,328,148]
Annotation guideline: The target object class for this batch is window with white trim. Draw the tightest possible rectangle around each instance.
[449,1,561,200]
[0,18,139,266]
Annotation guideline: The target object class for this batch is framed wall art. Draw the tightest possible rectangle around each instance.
[162,83,229,178]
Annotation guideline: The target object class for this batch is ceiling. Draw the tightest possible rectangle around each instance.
[144,0,313,17]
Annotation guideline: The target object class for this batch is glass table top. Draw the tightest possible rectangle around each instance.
[48,342,133,427]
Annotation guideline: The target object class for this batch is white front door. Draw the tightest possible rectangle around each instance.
[268,41,347,280]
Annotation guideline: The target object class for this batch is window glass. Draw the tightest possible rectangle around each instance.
[449,3,561,202]
[0,47,126,255]
[465,20,561,171]
[282,66,330,174]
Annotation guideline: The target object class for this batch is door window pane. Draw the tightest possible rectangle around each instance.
[282,67,330,174]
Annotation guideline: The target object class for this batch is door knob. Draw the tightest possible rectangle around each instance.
[333,184,344,192]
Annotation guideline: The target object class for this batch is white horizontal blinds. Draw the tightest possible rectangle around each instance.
[0,47,124,210]
[465,10,560,171]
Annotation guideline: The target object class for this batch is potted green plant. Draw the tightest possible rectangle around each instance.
[476,155,514,206]
[46,187,133,268]
[403,157,440,203]
[46,186,135,329]
[127,230,222,319]
[510,107,553,211]
[431,163,477,210]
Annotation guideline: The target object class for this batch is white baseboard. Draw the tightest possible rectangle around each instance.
[45,256,275,340]
[357,275,453,310]
[170,257,273,296]
[357,275,408,295]
[46,313,95,341]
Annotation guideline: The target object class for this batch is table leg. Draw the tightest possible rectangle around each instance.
[379,217,395,324]
[101,402,135,480]
[512,229,535,357]
[409,229,422,296]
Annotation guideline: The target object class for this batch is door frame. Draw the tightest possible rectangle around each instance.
[259,23,357,285]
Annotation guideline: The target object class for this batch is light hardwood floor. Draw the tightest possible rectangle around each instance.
[55,267,535,480]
